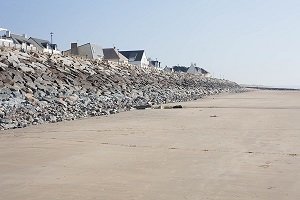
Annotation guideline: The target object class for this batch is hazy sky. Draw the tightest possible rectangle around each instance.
[1,0,300,87]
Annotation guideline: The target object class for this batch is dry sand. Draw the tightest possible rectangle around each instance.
[0,90,300,200]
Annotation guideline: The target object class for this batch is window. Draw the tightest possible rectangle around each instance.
[128,52,138,61]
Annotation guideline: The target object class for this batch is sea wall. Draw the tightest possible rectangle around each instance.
[0,48,243,130]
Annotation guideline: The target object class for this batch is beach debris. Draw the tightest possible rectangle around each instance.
[259,164,270,168]
[163,105,183,109]
[288,153,297,157]
[134,104,151,110]
[172,105,183,109]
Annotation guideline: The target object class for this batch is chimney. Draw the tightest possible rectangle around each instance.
[22,33,27,38]
[5,31,11,37]
[71,43,78,55]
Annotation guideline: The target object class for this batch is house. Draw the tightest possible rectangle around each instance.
[0,28,14,44]
[187,63,200,74]
[103,48,128,63]
[172,65,189,73]
[11,34,37,51]
[63,43,103,60]
[187,63,212,77]
[10,34,31,45]
[166,64,212,77]
[119,50,149,67]
[0,28,36,51]
[148,59,161,68]
[163,66,173,72]
[28,37,60,54]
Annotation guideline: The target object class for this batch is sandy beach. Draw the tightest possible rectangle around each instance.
[0,90,299,200]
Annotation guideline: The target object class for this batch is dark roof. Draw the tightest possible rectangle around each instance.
[29,37,55,49]
[103,48,128,61]
[187,65,210,74]
[119,50,144,61]
[172,66,188,72]
[193,67,209,74]
[10,34,32,45]
[164,66,172,71]
[192,67,201,73]
[200,68,209,74]
[103,48,119,60]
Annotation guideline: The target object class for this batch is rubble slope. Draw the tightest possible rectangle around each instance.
[0,48,242,130]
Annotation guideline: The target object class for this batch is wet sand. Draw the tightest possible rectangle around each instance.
[0,90,300,200]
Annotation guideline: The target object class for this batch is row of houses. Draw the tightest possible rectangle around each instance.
[0,28,160,68]
[62,43,155,68]
[0,28,60,54]
[164,63,212,77]
[0,28,211,76]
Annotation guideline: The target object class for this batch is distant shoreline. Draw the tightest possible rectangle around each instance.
[245,86,300,91]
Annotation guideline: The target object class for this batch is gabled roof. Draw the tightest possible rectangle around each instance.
[164,67,173,72]
[119,50,145,61]
[199,68,209,74]
[103,48,128,61]
[29,37,54,49]
[10,34,32,45]
[187,63,210,74]
[193,67,209,74]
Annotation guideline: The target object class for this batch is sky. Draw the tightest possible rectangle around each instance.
[1,0,300,87]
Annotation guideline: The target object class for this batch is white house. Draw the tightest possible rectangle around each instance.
[0,28,37,51]
[187,63,212,77]
[0,28,13,45]
[63,43,103,60]
[119,50,149,67]
[28,37,61,54]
